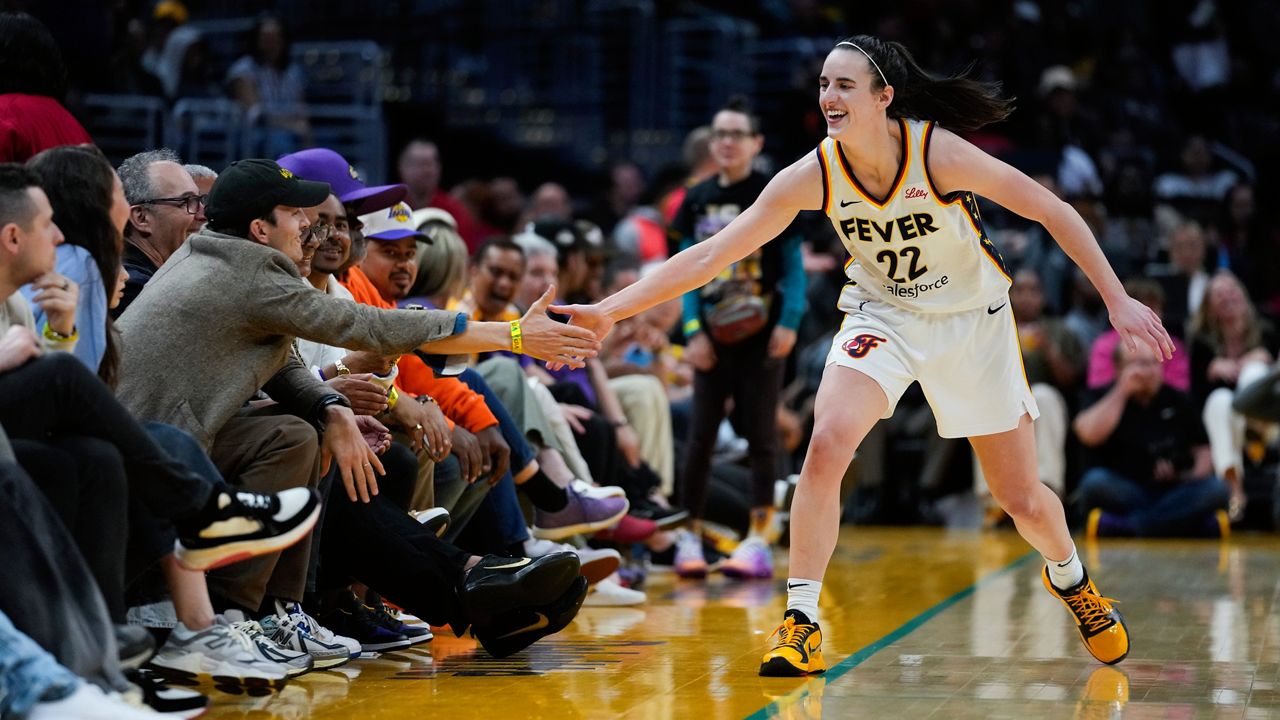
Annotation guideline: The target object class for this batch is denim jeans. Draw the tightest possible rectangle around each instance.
[455,369,533,550]
[1075,466,1230,536]
[0,609,79,719]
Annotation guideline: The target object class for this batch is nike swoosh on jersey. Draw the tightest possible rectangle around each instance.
[497,612,550,639]
[987,302,1007,315]
[485,558,533,570]
[840,199,861,207]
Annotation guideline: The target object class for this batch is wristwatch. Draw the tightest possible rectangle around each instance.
[335,359,351,376]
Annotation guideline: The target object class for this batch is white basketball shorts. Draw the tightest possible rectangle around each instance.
[825,286,1039,438]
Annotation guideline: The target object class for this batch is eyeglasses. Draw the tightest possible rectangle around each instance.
[139,194,207,215]
[303,221,332,244]
[711,129,756,142]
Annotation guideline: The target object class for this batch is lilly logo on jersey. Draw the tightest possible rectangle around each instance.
[839,212,938,245]
[904,186,928,200]
[843,333,887,359]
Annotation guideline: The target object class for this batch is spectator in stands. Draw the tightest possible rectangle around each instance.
[115,148,206,314]
[1221,183,1280,323]
[475,176,525,238]
[398,139,483,249]
[228,15,309,156]
[404,207,469,308]
[0,12,93,163]
[183,164,216,233]
[1088,279,1190,392]
[115,157,595,657]
[1074,343,1228,538]
[1192,271,1276,520]
[1155,220,1212,337]
[1154,135,1239,227]
[513,226,561,312]
[587,160,645,236]
[523,182,573,226]
[666,99,805,581]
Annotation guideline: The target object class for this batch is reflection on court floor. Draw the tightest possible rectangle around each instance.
[200,528,1280,719]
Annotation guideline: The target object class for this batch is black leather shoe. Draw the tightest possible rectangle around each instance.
[460,552,580,627]
[474,576,588,658]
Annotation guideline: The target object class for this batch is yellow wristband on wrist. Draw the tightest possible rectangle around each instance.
[510,319,524,355]
[386,386,399,410]
[42,324,77,342]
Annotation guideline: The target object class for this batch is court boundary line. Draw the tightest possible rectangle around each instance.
[745,549,1038,719]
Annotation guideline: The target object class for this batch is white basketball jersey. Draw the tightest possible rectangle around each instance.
[816,118,1011,313]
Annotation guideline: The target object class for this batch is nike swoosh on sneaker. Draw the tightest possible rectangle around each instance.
[485,558,534,570]
[497,613,550,639]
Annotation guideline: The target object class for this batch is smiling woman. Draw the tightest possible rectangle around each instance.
[550,33,1175,678]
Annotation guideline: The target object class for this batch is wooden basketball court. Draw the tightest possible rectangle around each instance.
[199,527,1280,718]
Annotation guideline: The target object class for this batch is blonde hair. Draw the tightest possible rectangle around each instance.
[408,221,468,303]
[1189,270,1263,355]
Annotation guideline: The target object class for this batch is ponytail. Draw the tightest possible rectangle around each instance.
[833,35,1014,131]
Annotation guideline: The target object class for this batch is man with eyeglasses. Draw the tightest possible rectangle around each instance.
[115,148,207,315]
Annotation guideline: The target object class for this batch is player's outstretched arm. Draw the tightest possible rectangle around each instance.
[551,154,824,342]
[928,126,1174,360]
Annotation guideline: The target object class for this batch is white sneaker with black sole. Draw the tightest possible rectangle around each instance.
[174,487,321,572]
[147,617,289,692]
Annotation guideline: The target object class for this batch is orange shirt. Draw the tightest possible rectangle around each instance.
[341,267,497,432]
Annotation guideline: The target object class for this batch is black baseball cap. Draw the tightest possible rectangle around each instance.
[205,159,331,229]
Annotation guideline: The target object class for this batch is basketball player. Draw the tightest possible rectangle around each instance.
[551,35,1173,676]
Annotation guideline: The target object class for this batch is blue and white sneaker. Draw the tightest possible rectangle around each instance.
[224,611,314,677]
[275,601,362,659]
[258,602,353,669]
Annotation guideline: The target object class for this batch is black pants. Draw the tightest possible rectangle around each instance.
[682,336,783,519]
[547,381,657,502]
[0,354,213,519]
[317,480,472,629]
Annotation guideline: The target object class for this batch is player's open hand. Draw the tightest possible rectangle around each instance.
[546,300,614,371]
[1108,294,1174,361]
[520,285,600,369]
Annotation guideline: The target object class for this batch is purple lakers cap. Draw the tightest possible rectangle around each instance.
[276,148,407,215]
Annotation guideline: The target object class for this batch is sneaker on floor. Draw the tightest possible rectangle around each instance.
[720,536,774,580]
[533,487,629,540]
[629,497,690,529]
[29,682,163,719]
[525,537,622,584]
[593,514,657,544]
[147,617,289,692]
[117,623,156,671]
[261,601,357,667]
[674,529,708,579]
[473,576,588,659]
[280,601,362,658]
[571,479,626,500]
[410,507,451,537]
[316,598,412,653]
[583,577,645,606]
[460,552,582,629]
[223,611,314,677]
[126,668,209,718]
[759,610,825,677]
[363,601,433,645]
[173,487,320,572]
[1041,566,1129,665]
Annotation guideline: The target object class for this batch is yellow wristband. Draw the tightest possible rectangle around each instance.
[386,386,399,410]
[509,319,524,355]
[42,324,77,342]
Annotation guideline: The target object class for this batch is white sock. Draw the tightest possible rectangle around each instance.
[785,578,822,625]
[1045,546,1084,590]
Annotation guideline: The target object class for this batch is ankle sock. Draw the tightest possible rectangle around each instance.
[1045,546,1084,590]
[785,578,822,625]
[520,471,569,511]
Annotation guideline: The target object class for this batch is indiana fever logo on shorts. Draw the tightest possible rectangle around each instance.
[843,333,888,359]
